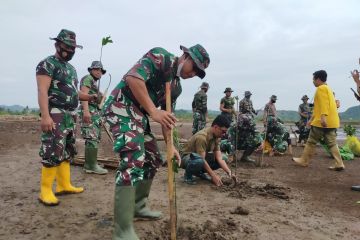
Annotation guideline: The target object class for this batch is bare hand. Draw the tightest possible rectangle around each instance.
[211,174,223,186]
[306,121,311,129]
[83,111,91,124]
[40,115,55,132]
[320,116,327,128]
[172,147,181,167]
[351,70,360,84]
[150,109,177,129]
[89,94,98,102]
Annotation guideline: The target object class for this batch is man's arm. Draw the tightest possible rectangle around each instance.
[199,151,223,186]
[351,70,360,95]
[220,103,231,113]
[161,125,181,166]
[36,75,54,132]
[80,85,92,124]
[126,76,176,129]
[214,150,232,176]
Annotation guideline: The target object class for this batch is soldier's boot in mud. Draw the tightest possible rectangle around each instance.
[328,145,345,171]
[113,186,139,240]
[240,149,256,163]
[351,185,360,191]
[292,144,315,167]
[134,180,162,220]
[39,166,59,206]
[55,161,84,195]
[84,147,108,175]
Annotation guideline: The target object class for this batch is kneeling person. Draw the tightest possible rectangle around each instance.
[181,115,233,186]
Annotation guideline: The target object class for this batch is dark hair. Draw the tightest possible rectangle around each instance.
[211,114,231,128]
[313,70,327,82]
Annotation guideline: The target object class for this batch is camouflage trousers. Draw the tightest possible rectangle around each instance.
[192,111,206,135]
[221,132,263,155]
[295,120,310,143]
[103,96,163,186]
[181,152,228,177]
[79,111,102,148]
[39,108,77,167]
[221,112,233,122]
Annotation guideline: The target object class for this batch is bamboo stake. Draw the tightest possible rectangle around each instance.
[165,82,177,240]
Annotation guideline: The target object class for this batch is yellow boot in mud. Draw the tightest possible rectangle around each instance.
[55,161,84,195]
[292,144,315,167]
[39,166,59,206]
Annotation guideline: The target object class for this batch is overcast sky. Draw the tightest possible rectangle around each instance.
[1,0,360,112]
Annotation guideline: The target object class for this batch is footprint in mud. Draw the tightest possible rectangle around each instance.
[230,206,249,215]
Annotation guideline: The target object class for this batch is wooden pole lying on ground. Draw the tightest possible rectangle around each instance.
[165,82,177,240]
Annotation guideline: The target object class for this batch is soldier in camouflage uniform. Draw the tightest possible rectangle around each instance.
[192,82,209,134]
[296,95,311,144]
[239,91,257,116]
[263,95,291,154]
[220,87,236,122]
[102,44,210,239]
[36,29,97,206]
[221,113,263,163]
[79,61,108,175]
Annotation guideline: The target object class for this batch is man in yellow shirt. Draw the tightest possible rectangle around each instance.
[293,70,345,171]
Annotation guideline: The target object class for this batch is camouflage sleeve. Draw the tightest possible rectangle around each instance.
[200,94,208,113]
[36,58,54,77]
[80,75,92,88]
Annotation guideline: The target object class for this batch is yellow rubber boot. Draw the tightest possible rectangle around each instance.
[292,144,315,167]
[55,161,84,195]
[39,166,59,206]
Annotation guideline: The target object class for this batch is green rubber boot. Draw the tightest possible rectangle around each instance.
[135,180,162,220]
[113,186,139,240]
[84,147,108,175]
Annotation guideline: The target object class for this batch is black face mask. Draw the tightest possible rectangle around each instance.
[271,100,276,103]
[57,46,75,61]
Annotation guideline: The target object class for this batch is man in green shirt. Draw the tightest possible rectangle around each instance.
[181,114,233,186]
[220,87,236,122]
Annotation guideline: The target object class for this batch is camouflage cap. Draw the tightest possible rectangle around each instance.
[301,95,309,100]
[50,29,83,49]
[180,44,210,79]
[224,87,234,93]
[88,61,106,74]
[200,82,209,89]
[270,95,277,100]
[244,91,252,96]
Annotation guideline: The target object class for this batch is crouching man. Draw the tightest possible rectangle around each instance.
[180,115,234,186]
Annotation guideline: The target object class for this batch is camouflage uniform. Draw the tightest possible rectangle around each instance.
[192,88,207,134]
[220,96,235,121]
[296,101,311,143]
[102,47,183,186]
[265,116,290,154]
[221,114,262,159]
[239,98,256,115]
[78,74,102,148]
[36,55,79,167]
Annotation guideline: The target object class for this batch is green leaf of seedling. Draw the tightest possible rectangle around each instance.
[102,36,113,46]
[172,156,179,173]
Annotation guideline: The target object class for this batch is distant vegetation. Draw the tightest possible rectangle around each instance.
[1,105,360,123]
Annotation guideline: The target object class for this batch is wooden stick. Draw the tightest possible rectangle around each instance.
[165,82,177,240]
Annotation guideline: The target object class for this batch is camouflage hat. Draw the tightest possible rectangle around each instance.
[270,95,277,100]
[244,91,252,96]
[224,87,234,93]
[200,82,209,89]
[50,29,83,49]
[301,95,309,100]
[180,44,210,79]
[88,61,106,74]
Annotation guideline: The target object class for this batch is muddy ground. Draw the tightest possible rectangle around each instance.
[0,117,360,240]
